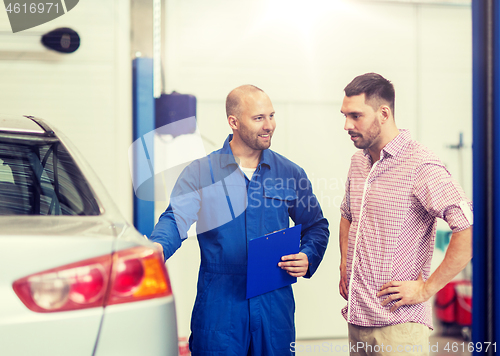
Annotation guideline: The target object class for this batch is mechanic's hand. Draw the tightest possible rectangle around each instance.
[339,263,348,300]
[377,273,429,312]
[153,242,164,255]
[278,252,309,277]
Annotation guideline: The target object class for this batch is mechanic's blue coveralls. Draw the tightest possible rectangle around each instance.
[150,135,329,356]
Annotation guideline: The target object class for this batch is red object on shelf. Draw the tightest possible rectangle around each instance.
[455,282,472,326]
[434,280,471,326]
[435,282,456,323]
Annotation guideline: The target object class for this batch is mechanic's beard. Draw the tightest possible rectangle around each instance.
[240,128,272,151]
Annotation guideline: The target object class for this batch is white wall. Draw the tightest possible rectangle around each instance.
[0,0,132,220]
[162,0,472,339]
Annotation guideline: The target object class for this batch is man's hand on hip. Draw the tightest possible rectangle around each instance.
[278,252,309,277]
[377,273,431,312]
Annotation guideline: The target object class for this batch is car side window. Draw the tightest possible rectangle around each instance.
[0,158,14,183]
[0,140,100,215]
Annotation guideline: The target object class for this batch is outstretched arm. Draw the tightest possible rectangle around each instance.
[149,161,203,261]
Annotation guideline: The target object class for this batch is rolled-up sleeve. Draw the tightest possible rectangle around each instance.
[413,163,473,232]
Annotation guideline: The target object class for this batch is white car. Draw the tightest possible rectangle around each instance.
[0,115,178,356]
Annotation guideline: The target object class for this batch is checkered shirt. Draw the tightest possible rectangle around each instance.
[340,129,472,329]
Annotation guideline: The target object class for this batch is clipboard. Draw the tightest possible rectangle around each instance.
[246,224,302,299]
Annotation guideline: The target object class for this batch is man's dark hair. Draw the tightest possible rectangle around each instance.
[344,73,395,116]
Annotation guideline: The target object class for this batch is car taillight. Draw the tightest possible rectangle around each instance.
[13,246,172,313]
[107,247,171,306]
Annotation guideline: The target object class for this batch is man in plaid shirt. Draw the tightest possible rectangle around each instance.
[339,73,473,355]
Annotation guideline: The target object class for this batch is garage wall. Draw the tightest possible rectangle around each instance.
[0,0,133,220]
[161,0,472,339]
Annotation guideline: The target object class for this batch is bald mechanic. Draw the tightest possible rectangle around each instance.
[149,85,329,355]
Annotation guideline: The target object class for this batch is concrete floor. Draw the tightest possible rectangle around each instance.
[294,301,474,355]
[294,333,472,355]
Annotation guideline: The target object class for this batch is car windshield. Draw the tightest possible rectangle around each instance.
[0,136,100,215]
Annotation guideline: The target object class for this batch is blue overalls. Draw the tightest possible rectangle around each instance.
[150,135,329,355]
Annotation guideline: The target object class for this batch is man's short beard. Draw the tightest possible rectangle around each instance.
[353,119,381,150]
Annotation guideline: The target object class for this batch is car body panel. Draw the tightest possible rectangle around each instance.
[0,116,178,355]
[96,296,178,356]
[0,307,104,356]
[0,116,45,134]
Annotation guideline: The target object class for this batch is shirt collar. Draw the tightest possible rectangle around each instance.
[363,129,411,161]
[220,134,272,169]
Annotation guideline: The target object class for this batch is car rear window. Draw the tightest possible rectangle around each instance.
[0,138,100,215]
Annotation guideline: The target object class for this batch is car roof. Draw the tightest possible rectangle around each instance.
[0,115,54,136]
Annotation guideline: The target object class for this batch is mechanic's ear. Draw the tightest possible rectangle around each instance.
[228,115,238,130]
